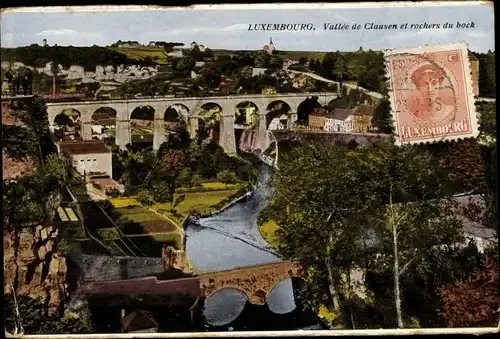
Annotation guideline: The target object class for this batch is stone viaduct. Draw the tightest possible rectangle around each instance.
[80,260,304,306]
[45,93,339,153]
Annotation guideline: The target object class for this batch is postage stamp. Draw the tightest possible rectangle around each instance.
[1,2,496,336]
[385,42,479,145]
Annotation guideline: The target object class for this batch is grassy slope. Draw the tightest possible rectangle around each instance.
[153,189,239,224]
[108,46,169,64]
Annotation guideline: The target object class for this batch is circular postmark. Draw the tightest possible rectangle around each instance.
[395,53,459,127]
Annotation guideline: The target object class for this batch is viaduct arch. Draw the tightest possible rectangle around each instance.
[46,93,339,153]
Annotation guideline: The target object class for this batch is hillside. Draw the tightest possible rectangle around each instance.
[212,49,328,61]
[108,46,169,64]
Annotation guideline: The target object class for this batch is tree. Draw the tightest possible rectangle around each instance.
[438,252,500,327]
[262,140,464,328]
[358,68,381,92]
[372,98,393,134]
[4,295,94,335]
[44,153,74,186]
[2,124,39,159]
[136,189,154,206]
[152,182,174,206]
[217,170,238,188]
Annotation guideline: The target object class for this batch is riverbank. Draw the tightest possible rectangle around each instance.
[109,182,245,252]
[258,219,281,250]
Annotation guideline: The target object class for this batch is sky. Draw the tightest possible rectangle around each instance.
[0,3,495,53]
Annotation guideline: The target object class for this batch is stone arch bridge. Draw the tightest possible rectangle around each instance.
[80,260,304,306]
[45,93,338,153]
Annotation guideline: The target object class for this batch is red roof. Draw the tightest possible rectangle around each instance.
[58,140,110,155]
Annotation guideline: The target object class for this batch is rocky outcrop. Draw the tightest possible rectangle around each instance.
[162,246,193,274]
[4,225,69,317]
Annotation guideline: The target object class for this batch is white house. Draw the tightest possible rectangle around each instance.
[268,117,286,131]
[57,140,113,178]
[282,59,299,70]
[198,45,206,52]
[167,50,183,58]
[324,108,356,132]
[252,67,267,77]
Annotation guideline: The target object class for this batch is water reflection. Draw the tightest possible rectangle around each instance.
[203,289,248,326]
[267,279,297,314]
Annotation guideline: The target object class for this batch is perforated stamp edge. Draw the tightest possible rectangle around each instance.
[383,42,479,146]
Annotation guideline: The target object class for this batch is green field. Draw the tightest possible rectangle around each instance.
[109,46,169,64]
[258,219,281,249]
[153,189,239,224]
[110,198,182,249]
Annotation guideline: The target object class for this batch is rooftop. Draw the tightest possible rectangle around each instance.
[327,108,357,120]
[354,105,376,116]
[58,140,110,155]
[122,310,158,333]
[309,108,329,117]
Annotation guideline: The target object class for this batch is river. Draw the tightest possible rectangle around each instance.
[185,164,323,330]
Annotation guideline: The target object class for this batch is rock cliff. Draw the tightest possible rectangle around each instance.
[4,225,68,317]
[162,246,193,274]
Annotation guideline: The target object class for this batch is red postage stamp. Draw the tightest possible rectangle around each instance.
[385,42,479,145]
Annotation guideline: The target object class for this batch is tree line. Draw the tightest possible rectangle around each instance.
[1,46,156,72]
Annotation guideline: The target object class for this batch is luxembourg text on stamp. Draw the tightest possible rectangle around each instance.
[385,42,479,145]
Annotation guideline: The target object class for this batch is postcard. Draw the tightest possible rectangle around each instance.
[2,2,498,336]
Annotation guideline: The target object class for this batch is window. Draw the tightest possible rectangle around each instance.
[87,159,91,162]
[93,159,97,162]
[80,159,84,162]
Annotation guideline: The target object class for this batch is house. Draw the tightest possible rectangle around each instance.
[324,108,356,132]
[219,77,235,94]
[190,70,199,79]
[268,117,286,131]
[252,67,267,77]
[198,44,206,52]
[282,59,299,70]
[468,51,480,97]
[167,50,183,58]
[351,105,375,133]
[308,108,329,131]
[292,75,308,89]
[90,174,125,195]
[261,86,276,95]
[57,140,113,178]
[190,41,198,49]
[195,61,205,68]
[121,310,158,333]
[263,38,276,55]
[452,194,497,253]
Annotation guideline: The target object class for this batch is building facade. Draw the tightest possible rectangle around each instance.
[324,108,356,132]
[57,140,113,178]
[351,105,375,133]
[308,108,329,131]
